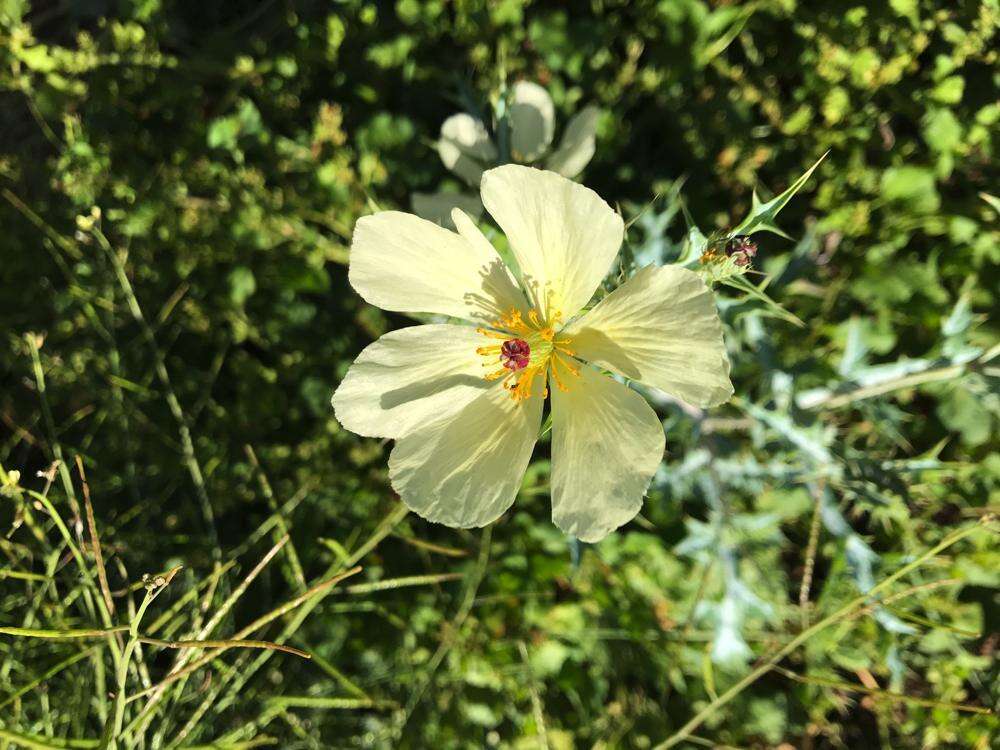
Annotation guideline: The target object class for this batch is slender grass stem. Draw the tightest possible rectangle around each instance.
[653,518,994,749]
[103,568,180,749]
[93,228,222,565]
[244,445,306,592]
[0,648,98,712]
[390,525,493,741]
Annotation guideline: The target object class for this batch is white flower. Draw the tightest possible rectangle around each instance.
[334,165,733,542]
[412,81,601,228]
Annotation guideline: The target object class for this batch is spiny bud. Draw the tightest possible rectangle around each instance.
[724,235,758,267]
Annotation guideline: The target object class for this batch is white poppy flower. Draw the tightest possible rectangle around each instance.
[409,191,484,227]
[336,165,733,542]
[436,112,497,186]
[413,82,602,228]
[508,80,556,162]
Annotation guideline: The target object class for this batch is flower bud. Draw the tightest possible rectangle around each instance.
[724,235,758,267]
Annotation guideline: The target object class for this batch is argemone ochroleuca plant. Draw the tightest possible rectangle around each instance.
[333,165,733,542]
[412,81,600,227]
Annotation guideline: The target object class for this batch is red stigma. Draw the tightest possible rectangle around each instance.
[500,339,531,371]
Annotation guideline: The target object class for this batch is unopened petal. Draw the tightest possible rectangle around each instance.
[389,384,543,528]
[411,192,483,229]
[480,165,623,320]
[562,265,733,408]
[438,113,497,185]
[349,210,528,324]
[549,364,665,542]
[545,106,599,178]
[509,81,555,162]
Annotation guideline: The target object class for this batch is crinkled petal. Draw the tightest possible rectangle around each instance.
[389,385,543,528]
[480,165,623,320]
[410,192,483,229]
[509,81,555,162]
[545,105,599,178]
[549,363,665,542]
[332,324,494,439]
[438,113,497,185]
[349,210,528,324]
[562,265,733,408]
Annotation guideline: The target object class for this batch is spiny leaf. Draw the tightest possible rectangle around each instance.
[730,152,828,238]
[721,274,805,328]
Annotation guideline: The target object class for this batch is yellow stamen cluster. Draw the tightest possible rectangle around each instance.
[476,308,579,401]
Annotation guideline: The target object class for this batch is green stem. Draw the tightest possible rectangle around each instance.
[94,228,222,564]
[103,588,156,750]
[101,568,180,749]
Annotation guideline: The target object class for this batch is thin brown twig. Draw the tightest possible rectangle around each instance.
[799,481,825,629]
[125,566,362,705]
[208,505,409,720]
[245,445,306,591]
[653,518,993,749]
[773,665,992,714]
[76,455,116,620]
[393,534,469,558]
[125,536,291,734]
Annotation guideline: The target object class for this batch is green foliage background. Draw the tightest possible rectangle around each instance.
[1,0,997,747]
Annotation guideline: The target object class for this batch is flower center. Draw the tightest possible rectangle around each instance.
[500,339,531,371]
[476,308,579,401]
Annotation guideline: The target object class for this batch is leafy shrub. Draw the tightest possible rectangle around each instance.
[1,1,996,747]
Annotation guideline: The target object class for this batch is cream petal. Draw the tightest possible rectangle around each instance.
[451,206,502,258]
[450,208,532,318]
[438,113,497,185]
[561,265,734,408]
[544,105,599,178]
[388,384,543,528]
[549,363,665,542]
[509,81,555,162]
[331,324,492,439]
[480,165,624,320]
[410,191,483,229]
[349,210,529,324]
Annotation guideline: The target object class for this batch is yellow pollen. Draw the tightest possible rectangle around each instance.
[475,327,510,341]
[507,365,541,402]
[557,353,579,376]
[549,352,579,393]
